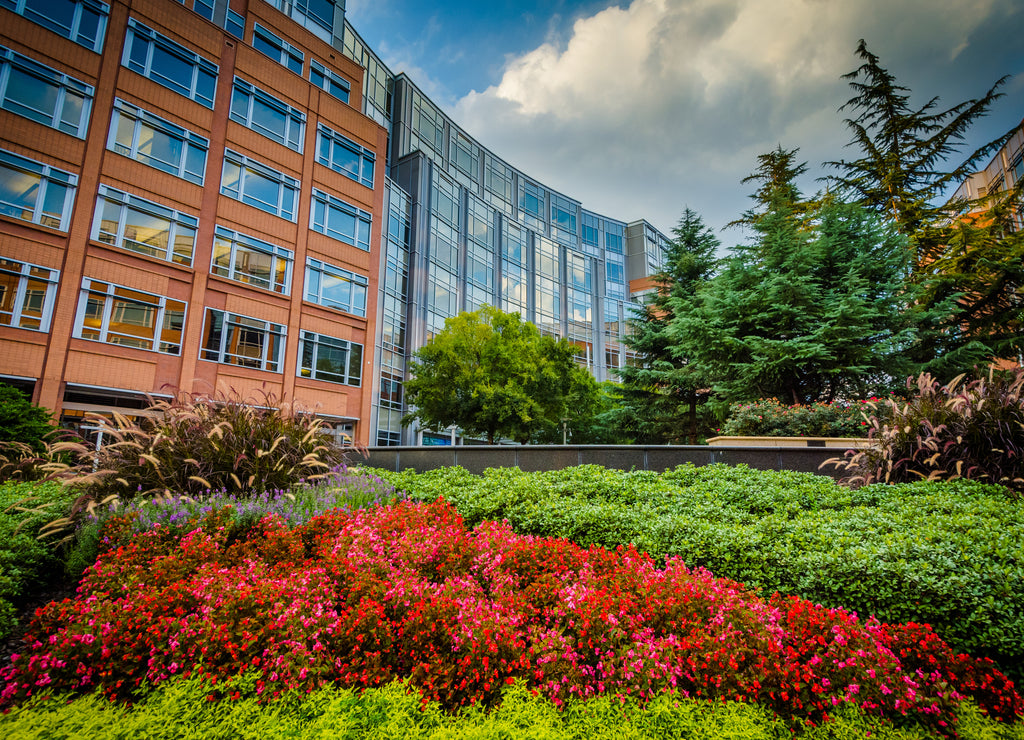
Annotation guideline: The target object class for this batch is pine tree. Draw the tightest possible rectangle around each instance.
[826,39,1011,266]
[825,40,1023,371]
[675,150,918,405]
[616,208,719,444]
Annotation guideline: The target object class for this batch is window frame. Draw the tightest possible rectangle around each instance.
[122,19,218,108]
[220,149,299,221]
[304,257,367,317]
[252,23,304,75]
[74,277,186,354]
[229,77,305,152]
[316,123,374,188]
[0,45,94,137]
[1,0,109,52]
[92,184,198,266]
[298,330,362,386]
[0,256,59,332]
[310,188,372,250]
[211,225,293,294]
[108,99,209,185]
[309,59,350,104]
[201,308,285,372]
[0,148,77,231]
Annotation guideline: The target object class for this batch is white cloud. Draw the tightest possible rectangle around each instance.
[452,0,1020,239]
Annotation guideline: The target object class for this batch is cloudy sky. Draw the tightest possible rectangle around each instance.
[345,0,1024,244]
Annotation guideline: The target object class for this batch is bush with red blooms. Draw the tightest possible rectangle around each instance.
[1,500,1020,734]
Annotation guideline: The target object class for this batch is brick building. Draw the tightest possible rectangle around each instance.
[0,0,670,445]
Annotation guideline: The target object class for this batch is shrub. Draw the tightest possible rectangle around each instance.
[370,464,1024,684]
[0,384,53,452]
[52,389,348,502]
[2,499,1019,733]
[0,481,71,640]
[4,677,1022,740]
[720,398,879,437]
[829,370,1024,492]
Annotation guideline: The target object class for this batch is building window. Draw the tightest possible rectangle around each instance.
[298,330,361,386]
[211,226,292,294]
[0,46,93,137]
[265,0,335,42]
[201,308,284,372]
[74,278,186,354]
[1,0,108,52]
[605,260,625,284]
[450,131,479,180]
[190,0,245,38]
[92,185,197,266]
[0,149,77,231]
[310,188,371,250]
[108,100,208,185]
[252,23,303,75]
[122,19,218,108]
[229,77,305,152]
[304,258,367,316]
[0,256,58,332]
[316,123,374,187]
[220,149,298,221]
[309,59,349,104]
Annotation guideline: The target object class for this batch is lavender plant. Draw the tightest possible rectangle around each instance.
[69,465,405,561]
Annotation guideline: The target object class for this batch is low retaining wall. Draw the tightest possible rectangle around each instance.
[360,444,858,478]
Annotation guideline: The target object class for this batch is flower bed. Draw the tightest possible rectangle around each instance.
[2,500,1019,732]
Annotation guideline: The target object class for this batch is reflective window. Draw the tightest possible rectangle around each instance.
[201,308,284,372]
[0,46,93,137]
[309,59,349,104]
[0,256,58,332]
[265,0,335,42]
[108,100,208,184]
[316,123,374,187]
[220,149,298,221]
[212,226,292,294]
[230,77,305,152]
[0,149,77,230]
[75,278,186,354]
[92,185,197,266]
[298,330,361,386]
[252,23,303,75]
[122,19,217,107]
[310,188,371,250]
[305,257,367,316]
[1,0,108,52]
[189,0,244,37]
[450,130,479,185]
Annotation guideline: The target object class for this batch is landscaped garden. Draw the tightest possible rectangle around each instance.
[0,380,1022,739]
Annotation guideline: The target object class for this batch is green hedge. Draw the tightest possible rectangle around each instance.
[0,480,70,639]
[2,674,1020,739]
[369,464,1024,684]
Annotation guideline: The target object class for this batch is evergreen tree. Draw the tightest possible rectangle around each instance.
[617,208,719,444]
[826,40,1023,370]
[675,150,918,405]
[826,39,1011,266]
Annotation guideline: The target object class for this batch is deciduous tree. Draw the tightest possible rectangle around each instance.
[403,306,585,444]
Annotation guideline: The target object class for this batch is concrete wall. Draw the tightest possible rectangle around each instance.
[360,445,854,478]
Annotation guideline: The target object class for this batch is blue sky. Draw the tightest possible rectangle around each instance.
[345,0,1024,243]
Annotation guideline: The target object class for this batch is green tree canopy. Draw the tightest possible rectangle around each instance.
[673,150,919,405]
[617,208,720,443]
[403,306,590,444]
